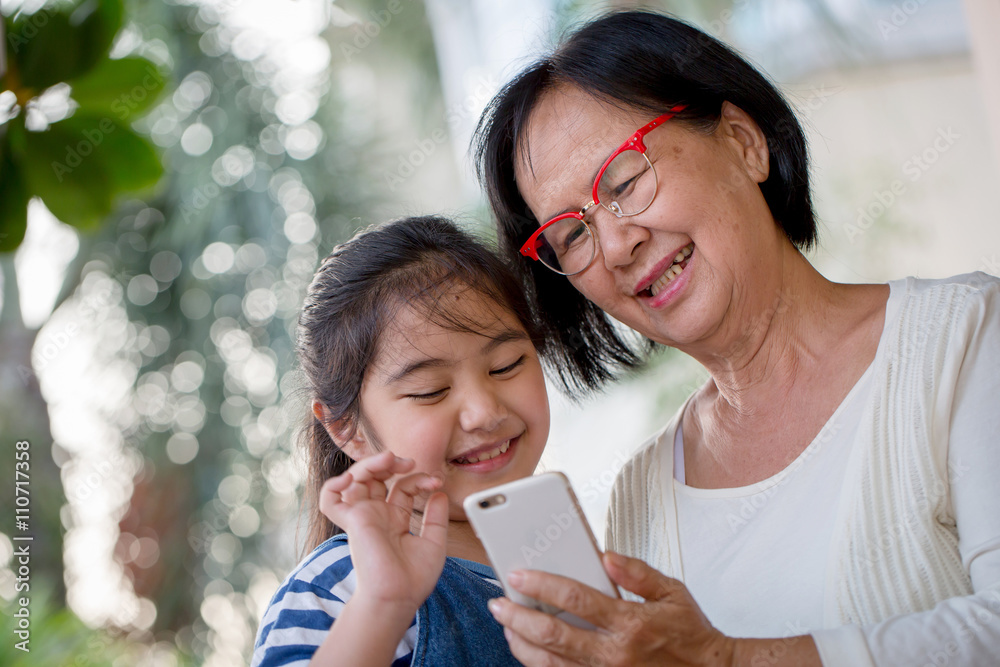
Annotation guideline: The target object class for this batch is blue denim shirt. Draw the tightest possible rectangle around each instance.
[413,552,522,666]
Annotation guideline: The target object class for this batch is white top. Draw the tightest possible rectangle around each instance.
[672,359,866,636]
[605,273,1000,666]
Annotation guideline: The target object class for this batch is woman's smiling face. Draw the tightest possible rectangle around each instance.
[514,85,782,350]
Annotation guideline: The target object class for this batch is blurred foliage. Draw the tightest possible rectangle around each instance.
[0,0,166,252]
[0,587,191,666]
[0,0,443,664]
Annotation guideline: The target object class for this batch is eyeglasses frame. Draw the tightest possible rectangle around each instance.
[519,103,687,276]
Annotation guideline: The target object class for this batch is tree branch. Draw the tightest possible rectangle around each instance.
[0,254,24,328]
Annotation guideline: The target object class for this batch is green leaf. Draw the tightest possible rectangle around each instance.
[9,0,125,91]
[16,113,162,232]
[19,117,116,230]
[0,139,29,253]
[91,118,163,192]
[69,56,168,119]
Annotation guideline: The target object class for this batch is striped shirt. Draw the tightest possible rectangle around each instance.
[252,534,504,666]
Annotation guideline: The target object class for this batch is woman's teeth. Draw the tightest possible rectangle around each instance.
[453,440,510,464]
[648,243,693,297]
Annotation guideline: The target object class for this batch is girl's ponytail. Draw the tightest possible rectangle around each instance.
[302,416,355,550]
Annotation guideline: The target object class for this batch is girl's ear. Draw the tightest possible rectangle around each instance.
[718,101,770,184]
[312,401,372,461]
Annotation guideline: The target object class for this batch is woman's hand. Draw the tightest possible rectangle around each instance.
[319,451,449,613]
[488,551,735,667]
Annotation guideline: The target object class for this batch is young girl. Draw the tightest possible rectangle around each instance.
[252,216,551,666]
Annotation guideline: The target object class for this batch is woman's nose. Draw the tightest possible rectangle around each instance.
[592,209,648,269]
[458,383,506,433]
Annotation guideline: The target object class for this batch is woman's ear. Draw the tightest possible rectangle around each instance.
[718,101,770,183]
[313,401,372,461]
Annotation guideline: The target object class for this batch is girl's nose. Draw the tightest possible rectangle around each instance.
[458,384,506,433]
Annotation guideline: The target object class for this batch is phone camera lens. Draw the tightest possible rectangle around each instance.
[479,500,490,508]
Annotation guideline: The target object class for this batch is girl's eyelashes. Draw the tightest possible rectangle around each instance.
[399,354,527,399]
[491,355,526,376]
[405,388,448,401]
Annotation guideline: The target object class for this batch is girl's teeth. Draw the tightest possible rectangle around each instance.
[457,439,510,464]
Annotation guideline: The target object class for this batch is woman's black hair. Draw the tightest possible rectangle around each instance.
[297,216,544,550]
[473,10,816,394]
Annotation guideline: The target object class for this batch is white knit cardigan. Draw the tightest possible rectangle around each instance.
[605,274,1000,663]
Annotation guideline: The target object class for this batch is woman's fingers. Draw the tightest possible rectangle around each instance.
[501,625,579,667]
[489,597,597,664]
[602,551,683,602]
[505,569,623,630]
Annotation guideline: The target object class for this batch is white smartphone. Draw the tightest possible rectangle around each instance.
[463,472,620,629]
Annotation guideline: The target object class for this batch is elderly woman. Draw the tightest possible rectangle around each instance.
[474,11,1000,667]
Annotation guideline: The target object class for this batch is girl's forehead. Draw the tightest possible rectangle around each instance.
[377,287,525,355]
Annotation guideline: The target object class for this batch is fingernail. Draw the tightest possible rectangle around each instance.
[507,571,524,588]
[504,628,512,641]
[605,551,625,567]
[488,598,502,616]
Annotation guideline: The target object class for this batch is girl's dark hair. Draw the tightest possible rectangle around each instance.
[297,216,543,551]
[473,10,816,394]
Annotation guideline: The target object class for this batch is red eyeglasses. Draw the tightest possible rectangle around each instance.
[520,104,686,275]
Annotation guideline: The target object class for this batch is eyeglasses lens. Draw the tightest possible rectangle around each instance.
[596,150,655,217]
[537,218,595,275]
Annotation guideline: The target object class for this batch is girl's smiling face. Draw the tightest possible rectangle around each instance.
[341,285,550,518]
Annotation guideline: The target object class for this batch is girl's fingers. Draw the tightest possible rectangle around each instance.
[318,472,353,516]
[386,472,444,511]
[417,491,449,549]
[321,471,353,495]
[349,451,415,483]
[341,478,384,504]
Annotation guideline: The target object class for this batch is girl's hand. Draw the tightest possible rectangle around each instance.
[319,451,449,613]
[488,551,735,667]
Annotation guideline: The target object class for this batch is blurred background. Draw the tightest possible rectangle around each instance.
[1,0,997,664]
